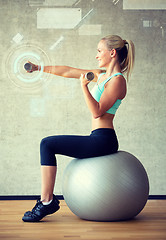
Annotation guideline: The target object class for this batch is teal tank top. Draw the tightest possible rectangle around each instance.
[91,72,123,115]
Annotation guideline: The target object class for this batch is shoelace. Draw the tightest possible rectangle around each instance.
[25,199,42,216]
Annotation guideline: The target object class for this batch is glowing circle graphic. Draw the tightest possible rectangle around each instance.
[5,44,51,92]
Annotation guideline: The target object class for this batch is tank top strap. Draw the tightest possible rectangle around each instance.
[103,72,123,85]
[97,73,105,83]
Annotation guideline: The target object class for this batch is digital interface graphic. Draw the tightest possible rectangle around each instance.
[5,44,51,92]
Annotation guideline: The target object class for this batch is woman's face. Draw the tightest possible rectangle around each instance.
[96,40,112,68]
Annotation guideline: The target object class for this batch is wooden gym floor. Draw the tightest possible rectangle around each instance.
[0,200,166,240]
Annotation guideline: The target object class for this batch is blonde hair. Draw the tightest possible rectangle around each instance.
[101,35,135,80]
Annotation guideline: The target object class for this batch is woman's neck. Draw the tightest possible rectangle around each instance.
[105,60,121,77]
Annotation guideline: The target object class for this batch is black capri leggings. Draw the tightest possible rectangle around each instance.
[40,128,119,166]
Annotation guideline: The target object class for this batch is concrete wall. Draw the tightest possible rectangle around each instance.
[0,0,166,196]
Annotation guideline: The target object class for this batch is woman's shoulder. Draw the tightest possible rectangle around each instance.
[89,69,106,82]
[93,69,106,80]
[94,69,106,76]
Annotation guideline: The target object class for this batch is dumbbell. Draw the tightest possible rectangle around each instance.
[85,72,94,81]
[24,62,32,71]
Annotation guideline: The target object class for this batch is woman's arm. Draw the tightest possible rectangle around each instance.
[81,74,126,118]
[43,65,97,79]
[27,61,101,81]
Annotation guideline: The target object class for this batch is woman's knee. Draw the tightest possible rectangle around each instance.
[40,137,57,166]
[40,137,50,151]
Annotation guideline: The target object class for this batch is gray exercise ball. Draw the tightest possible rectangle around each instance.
[62,151,149,221]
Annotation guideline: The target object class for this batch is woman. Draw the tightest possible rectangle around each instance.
[22,35,135,222]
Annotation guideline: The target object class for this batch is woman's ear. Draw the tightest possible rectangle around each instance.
[110,49,117,58]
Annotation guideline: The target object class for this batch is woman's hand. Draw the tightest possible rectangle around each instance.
[80,73,91,88]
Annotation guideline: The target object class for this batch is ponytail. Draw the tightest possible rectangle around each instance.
[121,39,135,80]
[101,35,135,81]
